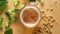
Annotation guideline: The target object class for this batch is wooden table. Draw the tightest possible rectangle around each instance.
[0,0,60,34]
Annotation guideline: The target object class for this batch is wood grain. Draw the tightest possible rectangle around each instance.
[0,0,60,34]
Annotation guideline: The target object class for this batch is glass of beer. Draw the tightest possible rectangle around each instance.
[20,5,41,28]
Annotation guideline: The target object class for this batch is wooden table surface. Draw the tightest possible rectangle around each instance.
[0,0,60,34]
